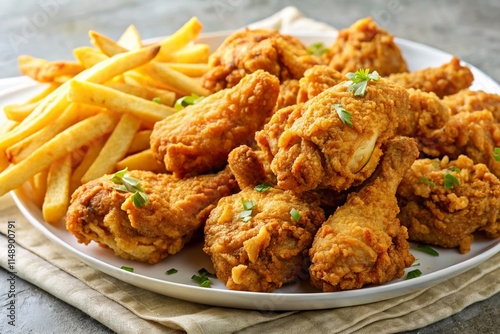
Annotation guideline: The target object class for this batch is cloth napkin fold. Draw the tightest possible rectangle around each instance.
[0,6,499,334]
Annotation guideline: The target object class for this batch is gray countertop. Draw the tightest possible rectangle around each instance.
[0,0,499,333]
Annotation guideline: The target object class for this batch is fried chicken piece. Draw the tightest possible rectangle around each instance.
[150,70,280,178]
[204,187,325,292]
[419,109,500,177]
[326,17,408,76]
[277,79,301,109]
[398,88,451,138]
[309,137,419,292]
[296,65,344,103]
[397,155,500,253]
[388,57,474,98]
[227,145,269,189]
[257,77,409,192]
[202,28,324,93]
[443,89,500,120]
[66,168,238,264]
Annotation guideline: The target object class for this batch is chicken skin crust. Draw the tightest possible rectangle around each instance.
[204,187,325,292]
[257,77,409,192]
[309,137,419,292]
[66,169,238,264]
[150,70,280,178]
[443,89,500,120]
[202,28,323,93]
[326,17,408,76]
[397,155,500,254]
[388,57,474,98]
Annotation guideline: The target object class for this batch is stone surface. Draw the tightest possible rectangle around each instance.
[0,0,499,333]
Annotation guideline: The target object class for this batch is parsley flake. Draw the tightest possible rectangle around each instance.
[443,172,459,189]
[254,182,272,193]
[306,42,329,56]
[239,198,256,222]
[345,68,380,96]
[166,268,178,275]
[152,97,161,104]
[333,103,353,127]
[290,208,301,222]
[110,168,149,208]
[120,265,134,272]
[174,93,204,111]
[415,244,439,256]
[191,268,216,288]
[420,177,435,187]
[492,147,500,162]
[406,269,422,280]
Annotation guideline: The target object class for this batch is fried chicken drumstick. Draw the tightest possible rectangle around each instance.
[309,137,419,292]
[66,168,238,264]
[150,70,280,178]
[257,76,409,192]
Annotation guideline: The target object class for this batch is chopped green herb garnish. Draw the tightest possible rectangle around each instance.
[191,268,216,287]
[152,97,161,104]
[345,68,380,96]
[415,244,439,256]
[448,167,461,173]
[406,269,422,280]
[411,262,421,267]
[110,168,149,208]
[290,208,301,222]
[333,103,353,127]
[306,42,329,56]
[166,268,178,275]
[254,182,272,193]
[197,268,216,278]
[492,147,500,162]
[420,177,435,187]
[443,172,459,189]
[239,198,256,222]
[174,93,204,111]
[121,266,134,272]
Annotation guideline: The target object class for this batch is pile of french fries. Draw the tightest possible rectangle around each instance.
[0,17,211,224]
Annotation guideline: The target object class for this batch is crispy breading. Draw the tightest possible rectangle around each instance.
[309,137,418,291]
[66,168,238,264]
[397,155,500,253]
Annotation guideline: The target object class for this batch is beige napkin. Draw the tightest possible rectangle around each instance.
[0,6,499,334]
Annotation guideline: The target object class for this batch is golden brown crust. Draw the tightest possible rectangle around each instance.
[326,17,408,76]
[66,169,238,264]
[204,187,325,292]
[397,155,500,253]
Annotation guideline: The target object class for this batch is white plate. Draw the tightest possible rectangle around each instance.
[4,31,500,311]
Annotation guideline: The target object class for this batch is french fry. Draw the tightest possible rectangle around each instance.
[0,45,160,150]
[164,62,210,77]
[29,169,48,209]
[146,62,210,96]
[0,112,118,197]
[90,30,128,56]
[123,70,173,91]
[116,149,165,172]
[0,120,18,173]
[168,44,210,64]
[105,82,176,106]
[81,114,141,183]
[70,136,106,193]
[73,46,108,68]
[67,80,175,123]
[155,17,203,61]
[18,55,85,83]
[42,154,72,224]
[118,24,142,50]
[6,104,80,164]
[25,83,59,103]
[126,129,152,154]
[3,101,41,122]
